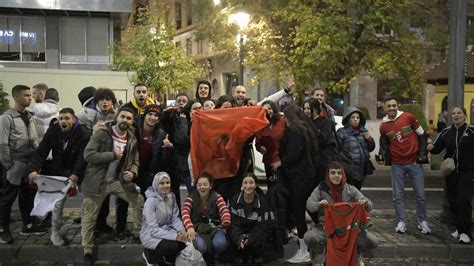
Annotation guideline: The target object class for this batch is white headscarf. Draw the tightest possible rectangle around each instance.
[152,172,171,196]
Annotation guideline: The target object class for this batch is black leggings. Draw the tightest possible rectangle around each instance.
[145,239,186,264]
[288,180,315,239]
[446,171,473,238]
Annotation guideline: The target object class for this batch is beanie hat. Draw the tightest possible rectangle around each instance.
[144,104,161,116]
[78,86,96,105]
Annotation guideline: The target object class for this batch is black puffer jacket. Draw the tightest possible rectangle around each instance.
[430,123,474,173]
[336,107,375,181]
[228,190,275,246]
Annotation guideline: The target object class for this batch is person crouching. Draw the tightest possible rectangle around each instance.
[140,172,187,265]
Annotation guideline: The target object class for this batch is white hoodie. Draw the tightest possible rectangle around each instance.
[32,99,61,141]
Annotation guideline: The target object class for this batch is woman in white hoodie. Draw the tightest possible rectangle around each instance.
[140,172,187,265]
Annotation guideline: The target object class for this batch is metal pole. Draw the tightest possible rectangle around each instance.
[239,34,244,85]
[440,0,468,226]
[447,0,468,110]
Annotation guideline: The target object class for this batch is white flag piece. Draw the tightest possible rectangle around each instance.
[30,175,73,220]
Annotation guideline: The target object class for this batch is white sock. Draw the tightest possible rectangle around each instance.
[298,238,308,252]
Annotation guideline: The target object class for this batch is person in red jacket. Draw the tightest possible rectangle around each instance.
[255,100,286,182]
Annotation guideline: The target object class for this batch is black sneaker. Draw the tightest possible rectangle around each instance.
[0,231,14,244]
[114,229,131,241]
[20,225,47,236]
[96,224,113,234]
[83,253,94,266]
[39,213,52,228]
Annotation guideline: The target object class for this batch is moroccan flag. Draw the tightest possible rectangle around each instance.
[190,106,269,181]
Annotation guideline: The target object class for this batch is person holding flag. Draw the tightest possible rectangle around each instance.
[29,107,90,246]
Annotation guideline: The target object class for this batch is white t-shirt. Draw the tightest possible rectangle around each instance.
[105,126,128,182]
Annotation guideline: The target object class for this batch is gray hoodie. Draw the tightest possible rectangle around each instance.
[140,172,185,249]
[306,182,372,223]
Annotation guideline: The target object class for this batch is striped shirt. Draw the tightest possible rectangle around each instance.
[181,193,230,229]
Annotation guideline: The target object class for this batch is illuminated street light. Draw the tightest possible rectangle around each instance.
[229,12,250,30]
[229,11,250,85]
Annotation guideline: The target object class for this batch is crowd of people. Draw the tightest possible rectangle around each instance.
[0,81,472,266]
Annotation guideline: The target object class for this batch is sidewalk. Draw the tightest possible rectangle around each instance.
[0,207,473,265]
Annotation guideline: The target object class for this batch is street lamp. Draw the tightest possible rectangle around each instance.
[229,12,250,85]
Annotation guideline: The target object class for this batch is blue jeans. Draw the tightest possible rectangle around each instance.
[391,163,427,223]
[194,229,228,255]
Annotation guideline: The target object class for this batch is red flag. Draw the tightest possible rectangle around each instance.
[190,106,269,181]
[67,185,78,197]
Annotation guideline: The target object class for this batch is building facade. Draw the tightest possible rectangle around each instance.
[0,0,134,110]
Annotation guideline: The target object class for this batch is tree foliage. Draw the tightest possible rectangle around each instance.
[193,0,449,101]
[400,103,428,131]
[111,7,203,94]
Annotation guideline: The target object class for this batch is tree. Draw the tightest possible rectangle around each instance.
[0,81,9,114]
[111,7,203,95]
[193,0,449,101]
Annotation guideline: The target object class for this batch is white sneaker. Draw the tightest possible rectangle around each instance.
[358,255,365,266]
[451,230,459,239]
[395,221,407,233]
[50,231,65,246]
[417,221,431,234]
[459,233,471,244]
[287,249,311,264]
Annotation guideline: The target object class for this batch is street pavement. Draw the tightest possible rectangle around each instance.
[1,164,474,265]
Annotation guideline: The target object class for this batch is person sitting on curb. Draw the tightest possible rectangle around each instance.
[304,161,378,266]
[227,173,280,263]
[181,173,230,264]
[140,172,187,265]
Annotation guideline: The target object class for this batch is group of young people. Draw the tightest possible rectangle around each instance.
[0,80,472,266]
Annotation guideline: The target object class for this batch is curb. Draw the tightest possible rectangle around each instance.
[1,239,474,264]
